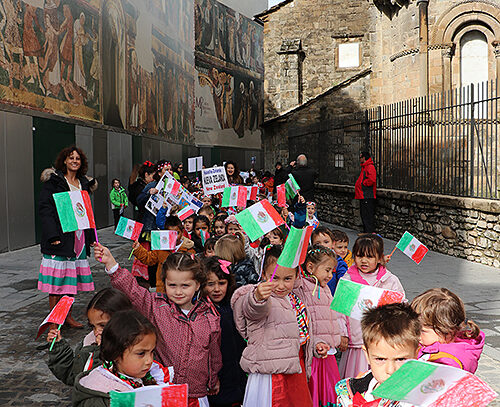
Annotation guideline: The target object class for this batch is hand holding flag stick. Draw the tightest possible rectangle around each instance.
[37,296,75,351]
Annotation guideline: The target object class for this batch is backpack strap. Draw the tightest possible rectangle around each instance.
[428,351,464,369]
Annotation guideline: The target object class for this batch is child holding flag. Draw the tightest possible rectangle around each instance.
[231,245,314,407]
[47,288,132,386]
[411,288,484,373]
[338,234,405,379]
[132,216,195,293]
[191,215,211,253]
[73,309,174,406]
[335,303,421,406]
[94,245,222,405]
[294,245,341,406]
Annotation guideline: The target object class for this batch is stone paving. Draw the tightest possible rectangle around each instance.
[0,225,498,405]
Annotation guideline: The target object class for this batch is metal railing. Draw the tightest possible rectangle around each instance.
[290,81,499,200]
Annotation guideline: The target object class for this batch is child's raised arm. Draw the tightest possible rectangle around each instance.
[94,243,157,322]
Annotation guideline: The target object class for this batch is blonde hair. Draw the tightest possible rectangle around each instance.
[214,232,246,263]
[411,288,480,341]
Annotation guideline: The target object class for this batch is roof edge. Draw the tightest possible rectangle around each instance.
[254,0,294,19]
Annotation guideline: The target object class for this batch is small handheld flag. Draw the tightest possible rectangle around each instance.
[37,296,75,339]
[163,177,181,196]
[222,186,247,208]
[151,231,178,250]
[247,186,258,201]
[285,174,300,200]
[396,231,428,264]
[110,383,188,407]
[277,226,313,268]
[235,200,285,242]
[372,360,497,407]
[200,229,210,246]
[115,217,143,241]
[330,279,404,320]
[277,184,286,207]
[177,206,195,221]
[53,190,96,232]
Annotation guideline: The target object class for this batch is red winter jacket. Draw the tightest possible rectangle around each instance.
[354,158,377,199]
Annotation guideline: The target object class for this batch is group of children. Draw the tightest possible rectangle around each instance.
[52,161,486,406]
[45,206,485,407]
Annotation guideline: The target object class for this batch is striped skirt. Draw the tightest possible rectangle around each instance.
[38,250,94,295]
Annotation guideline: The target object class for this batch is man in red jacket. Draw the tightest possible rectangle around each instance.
[355,151,377,233]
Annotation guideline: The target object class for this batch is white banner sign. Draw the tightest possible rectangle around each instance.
[202,167,229,195]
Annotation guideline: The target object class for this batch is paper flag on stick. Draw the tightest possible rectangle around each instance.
[330,279,404,320]
[110,383,188,407]
[372,360,497,407]
[235,200,285,242]
[278,226,313,268]
[115,217,143,241]
[151,231,178,250]
[200,229,210,246]
[177,206,195,221]
[247,186,258,201]
[277,184,286,207]
[285,174,300,200]
[53,190,96,232]
[396,231,429,264]
[222,186,247,208]
[37,296,75,338]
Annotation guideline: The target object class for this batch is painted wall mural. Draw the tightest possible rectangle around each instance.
[0,0,195,144]
[194,0,263,149]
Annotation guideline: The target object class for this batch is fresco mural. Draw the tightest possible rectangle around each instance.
[194,0,263,148]
[0,0,195,144]
[0,0,101,121]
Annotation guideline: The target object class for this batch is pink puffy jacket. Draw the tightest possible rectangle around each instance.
[231,284,313,377]
[294,276,341,351]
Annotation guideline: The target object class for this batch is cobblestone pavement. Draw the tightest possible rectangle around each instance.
[0,225,499,406]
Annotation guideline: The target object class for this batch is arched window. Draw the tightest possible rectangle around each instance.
[460,30,488,87]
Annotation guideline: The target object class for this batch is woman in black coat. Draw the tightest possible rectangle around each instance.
[38,146,97,328]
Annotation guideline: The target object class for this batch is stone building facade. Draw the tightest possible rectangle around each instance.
[258,0,500,126]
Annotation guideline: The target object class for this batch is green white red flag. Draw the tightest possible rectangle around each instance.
[200,230,210,246]
[330,279,404,320]
[151,231,178,250]
[53,190,96,232]
[235,200,285,242]
[246,186,258,201]
[285,174,300,200]
[396,231,428,264]
[110,383,188,407]
[163,177,181,196]
[37,296,74,338]
[222,186,247,208]
[115,217,143,241]
[177,206,195,221]
[278,226,313,268]
[277,184,286,207]
[372,360,497,407]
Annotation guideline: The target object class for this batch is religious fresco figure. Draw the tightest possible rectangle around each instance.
[73,12,89,91]
[41,13,61,96]
[59,4,73,83]
[22,4,44,93]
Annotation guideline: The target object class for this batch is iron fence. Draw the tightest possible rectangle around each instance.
[289,81,500,200]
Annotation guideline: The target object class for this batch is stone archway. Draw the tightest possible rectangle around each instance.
[431,0,500,92]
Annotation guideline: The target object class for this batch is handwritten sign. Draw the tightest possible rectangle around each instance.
[202,166,229,195]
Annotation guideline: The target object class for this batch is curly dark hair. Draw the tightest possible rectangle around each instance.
[54,146,88,178]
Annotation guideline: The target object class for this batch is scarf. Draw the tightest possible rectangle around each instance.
[288,292,310,345]
[102,361,157,389]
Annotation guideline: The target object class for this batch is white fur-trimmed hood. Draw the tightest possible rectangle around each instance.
[40,167,98,192]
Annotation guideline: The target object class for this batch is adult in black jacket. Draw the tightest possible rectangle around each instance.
[291,154,317,202]
[38,146,98,328]
[273,161,290,190]
[128,161,155,221]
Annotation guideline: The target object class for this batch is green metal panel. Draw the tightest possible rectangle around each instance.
[132,134,142,165]
[33,117,75,243]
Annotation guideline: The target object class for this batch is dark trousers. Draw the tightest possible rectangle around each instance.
[112,208,121,229]
[359,198,376,233]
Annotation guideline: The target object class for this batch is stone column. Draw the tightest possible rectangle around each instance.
[493,41,500,84]
[417,0,429,97]
[442,44,455,95]
[277,39,305,111]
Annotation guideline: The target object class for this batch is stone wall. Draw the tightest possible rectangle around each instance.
[315,183,500,267]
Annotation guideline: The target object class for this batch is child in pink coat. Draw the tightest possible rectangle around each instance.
[294,244,341,406]
[411,287,484,373]
[231,245,317,407]
[337,234,405,379]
